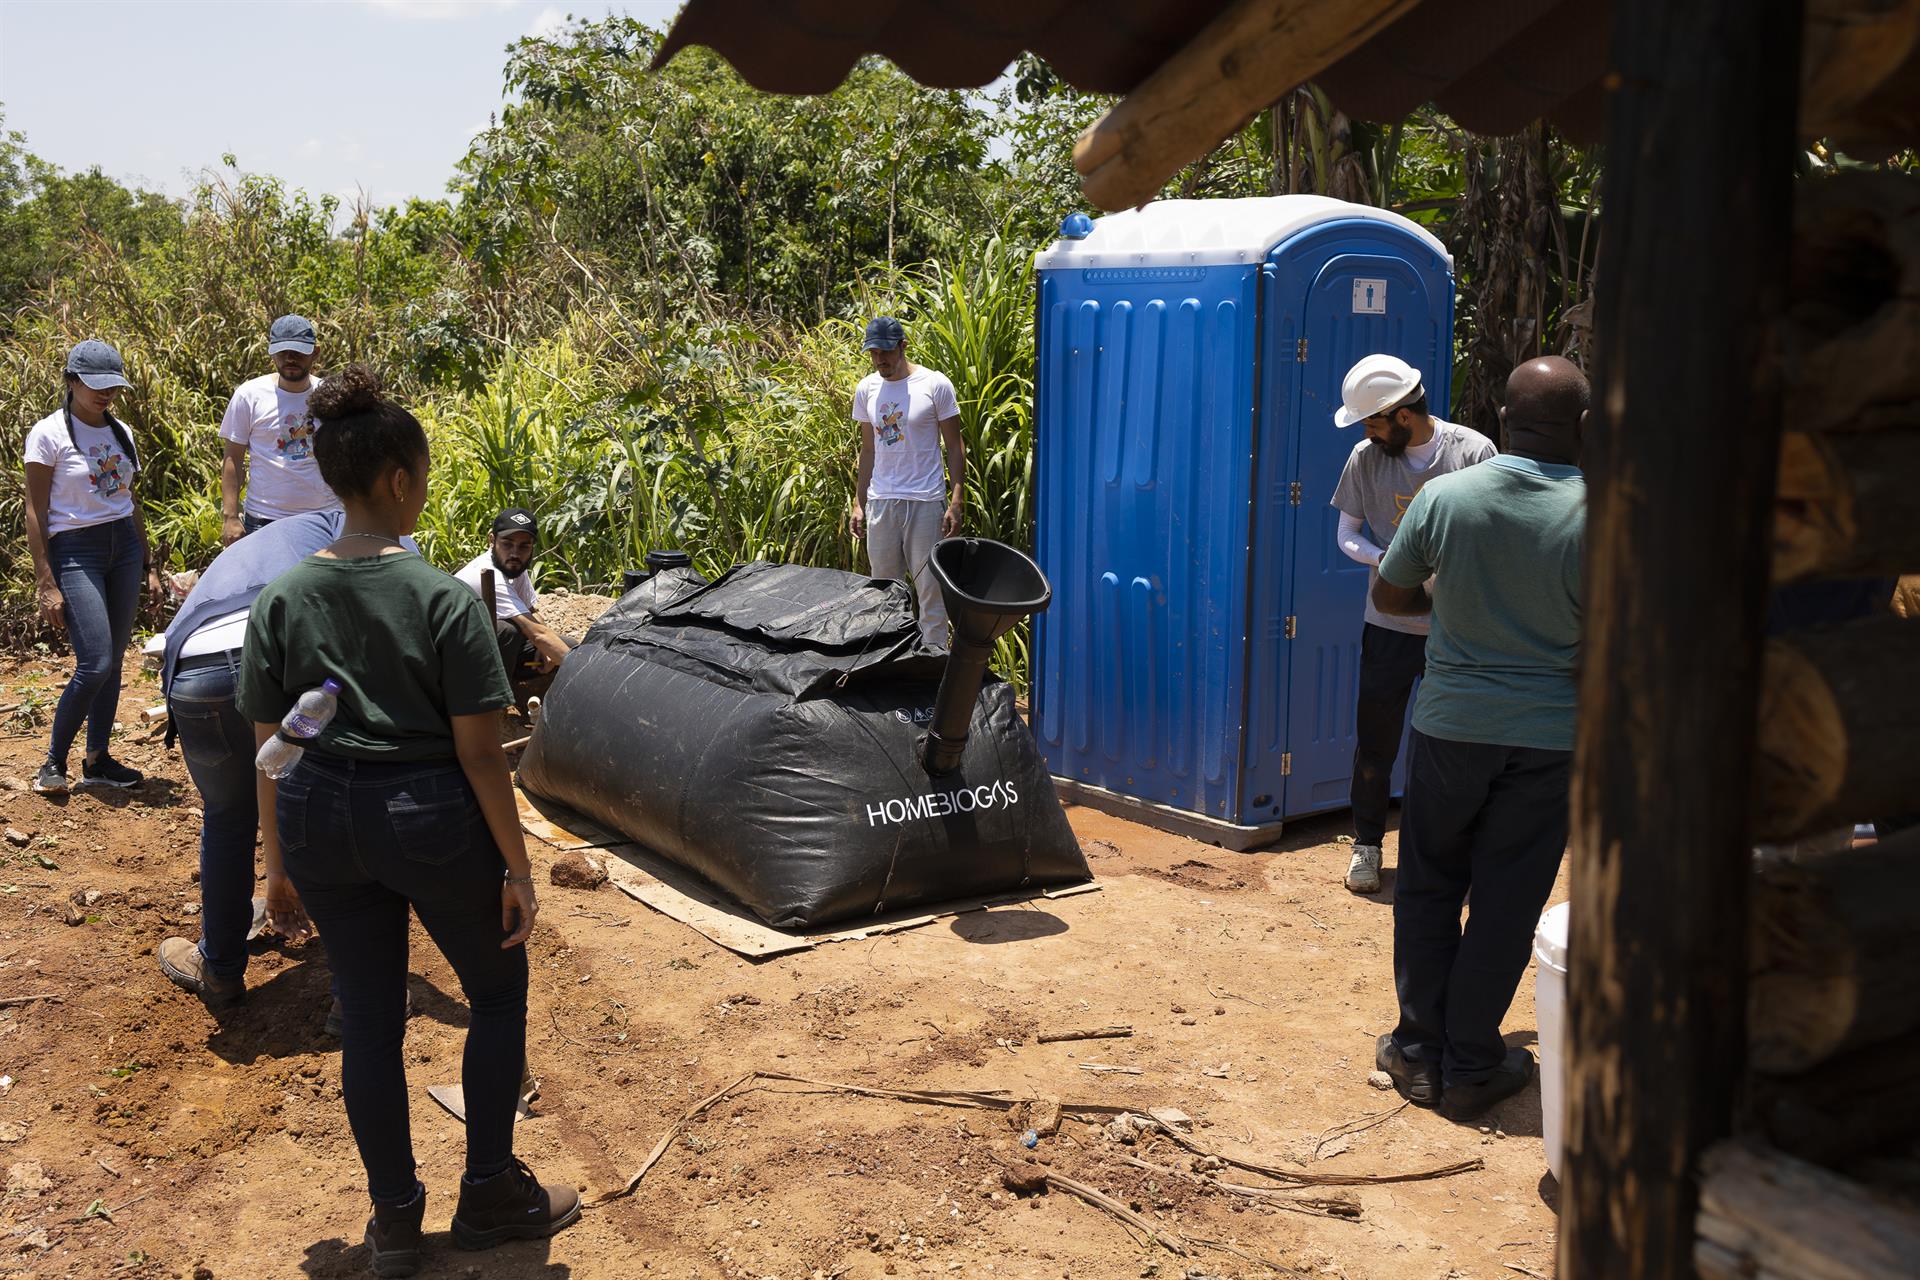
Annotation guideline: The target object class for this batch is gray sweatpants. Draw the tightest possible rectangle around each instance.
[865,497,948,650]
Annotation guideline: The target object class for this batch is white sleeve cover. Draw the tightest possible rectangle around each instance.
[1336,511,1385,566]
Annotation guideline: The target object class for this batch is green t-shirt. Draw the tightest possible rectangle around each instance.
[1378,455,1585,751]
[236,552,512,762]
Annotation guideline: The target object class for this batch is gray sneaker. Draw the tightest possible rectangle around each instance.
[1345,843,1384,894]
[31,762,68,796]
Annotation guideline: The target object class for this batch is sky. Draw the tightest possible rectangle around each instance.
[0,0,689,211]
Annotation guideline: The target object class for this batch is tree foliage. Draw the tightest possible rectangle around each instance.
[0,14,1625,683]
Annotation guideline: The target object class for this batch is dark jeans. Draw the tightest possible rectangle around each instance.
[47,517,143,767]
[1351,623,1426,846]
[277,754,527,1204]
[242,511,275,535]
[1391,729,1571,1087]
[493,618,574,702]
[168,654,258,980]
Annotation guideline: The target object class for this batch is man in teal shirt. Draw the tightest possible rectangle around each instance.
[1368,356,1588,1122]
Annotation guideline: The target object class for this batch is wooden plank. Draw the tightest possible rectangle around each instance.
[1695,1138,1920,1279]
[1802,0,1920,148]
[1753,619,1920,842]
[1560,1,1803,1276]
[1071,0,1419,210]
[602,841,1099,959]
[1748,827,1920,1073]
[1753,1026,1920,1164]
[1773,428,1920,581]
[516,788,623,851]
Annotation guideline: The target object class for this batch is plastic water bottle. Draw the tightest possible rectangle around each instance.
[255,678,344,780]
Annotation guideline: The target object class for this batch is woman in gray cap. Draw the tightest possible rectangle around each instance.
[22,340,163,795]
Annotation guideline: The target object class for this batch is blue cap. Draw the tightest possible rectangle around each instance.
[63,339,132,392]
[1059,212,1094,240]
[862,316,905,352]
[268,314,317,355]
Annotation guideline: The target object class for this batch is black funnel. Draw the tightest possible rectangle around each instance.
[922,538,1052,774]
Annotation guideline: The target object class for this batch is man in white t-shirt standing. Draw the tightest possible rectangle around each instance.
[849,316,965,651]
[1328,355,1496,895]
[217,315,339,544]
[455,508,574,704]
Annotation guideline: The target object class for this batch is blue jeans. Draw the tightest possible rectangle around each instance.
[47,517,143,767]
[168,654,259,980]
[277,754,527,1204]
[1391,730,1571,1087]
[242,511,275,535]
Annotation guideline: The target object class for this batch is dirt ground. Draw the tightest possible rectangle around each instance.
[0,636,1568,1280]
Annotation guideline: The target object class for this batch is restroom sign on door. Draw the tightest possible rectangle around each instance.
[1352,278,1388,314]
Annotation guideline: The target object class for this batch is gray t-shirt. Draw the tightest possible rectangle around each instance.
[1330,419,1497,635]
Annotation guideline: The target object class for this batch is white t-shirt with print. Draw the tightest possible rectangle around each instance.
[456,551,537,620]
[25,410,139,536]
[218,374,339,520]
[854,366,959,502]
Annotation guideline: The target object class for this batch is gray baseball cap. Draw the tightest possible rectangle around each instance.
[268,314,317,355]
[63,340,132,392]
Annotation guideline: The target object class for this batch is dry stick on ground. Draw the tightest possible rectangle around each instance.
[1077,1063,1144,1075]
[0,994,61,1008]
[1037,1024,1133,1043]
[1151,1121,1482,1186]
[1120,1155,1364,1221]
[1185,1234,1302,1275]
[1312,1101,1408,1159]
[1042,1170,1188,1256]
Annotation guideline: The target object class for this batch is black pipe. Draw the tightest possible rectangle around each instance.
[922,538,1051,774]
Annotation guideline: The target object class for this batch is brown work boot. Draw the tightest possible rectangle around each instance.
[364,1185,426,1277]
[451,1157,581,1250]
[157,937,244,1008]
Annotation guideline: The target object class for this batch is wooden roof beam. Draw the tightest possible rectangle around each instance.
[1071,0,1422,211]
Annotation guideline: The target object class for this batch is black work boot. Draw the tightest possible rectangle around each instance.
[452,1157,581,1250]
[1376,1033,1442,1108]
[1439,1048,1536,1122]
[364,1185,425,1277]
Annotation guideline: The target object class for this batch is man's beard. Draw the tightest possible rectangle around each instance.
[1375,424,1413,457]
[490,549,528,579]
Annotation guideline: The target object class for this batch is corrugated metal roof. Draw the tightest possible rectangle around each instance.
[653,0,1610,141]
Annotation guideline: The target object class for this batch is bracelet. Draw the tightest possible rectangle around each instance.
[505,874,534,886]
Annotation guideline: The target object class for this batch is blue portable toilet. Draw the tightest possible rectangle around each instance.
[1031,197,1454,848]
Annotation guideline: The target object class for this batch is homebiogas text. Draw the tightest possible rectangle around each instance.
[864,781,1022,827]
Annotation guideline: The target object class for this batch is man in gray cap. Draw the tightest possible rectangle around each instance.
[849,315,966,650]
[217,315,339,544]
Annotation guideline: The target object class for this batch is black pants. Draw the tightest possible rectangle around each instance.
[278,755,528,1204]
[495,618,574,703]
[1351,623,1426,845]
[1391,729,1571,1086]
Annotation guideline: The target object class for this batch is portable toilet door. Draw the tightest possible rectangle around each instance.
[1242,218,1455,823]
[1033,197,1454,847]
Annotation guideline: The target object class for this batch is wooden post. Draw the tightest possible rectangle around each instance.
[1561,2,1804,1277]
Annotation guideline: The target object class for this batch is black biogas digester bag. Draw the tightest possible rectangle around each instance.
[517,561,1088,928]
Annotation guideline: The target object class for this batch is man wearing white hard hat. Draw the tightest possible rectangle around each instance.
[1329,354,1494,895]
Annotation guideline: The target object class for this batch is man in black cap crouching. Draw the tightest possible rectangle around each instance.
[456,508,574,704]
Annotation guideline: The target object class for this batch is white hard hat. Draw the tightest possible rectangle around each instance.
[1334,354,1424,428]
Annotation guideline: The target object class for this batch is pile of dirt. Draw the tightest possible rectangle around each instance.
[537,587,616,638]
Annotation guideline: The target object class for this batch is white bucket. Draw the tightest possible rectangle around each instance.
[1534,900,1572,1181]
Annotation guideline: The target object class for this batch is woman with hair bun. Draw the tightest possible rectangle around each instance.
[235,363,577,1275]
[23,340,164,795]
